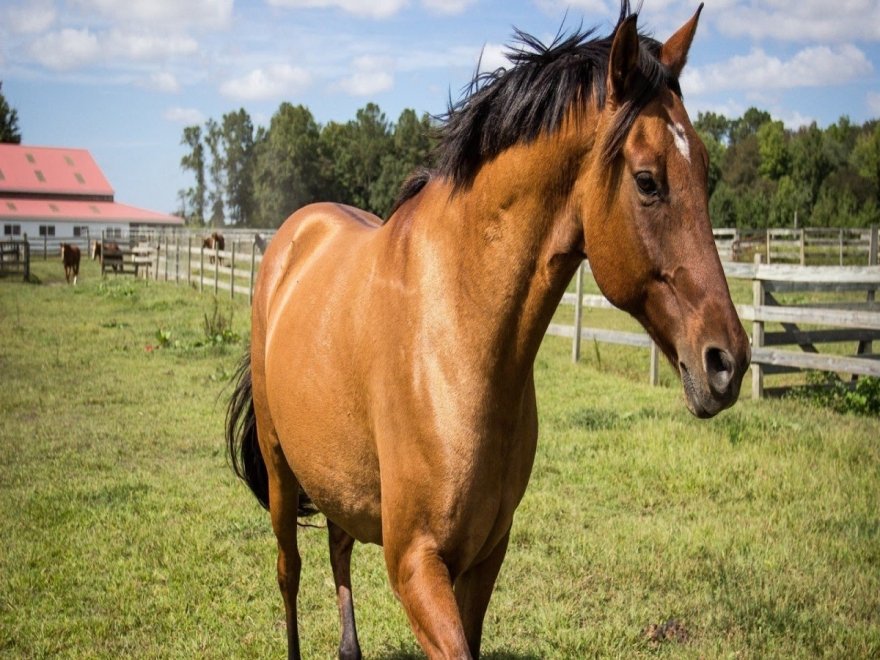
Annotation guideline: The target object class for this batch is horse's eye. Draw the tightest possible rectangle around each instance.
[635,172,659,197]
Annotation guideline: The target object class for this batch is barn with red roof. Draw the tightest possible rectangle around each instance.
[0,144,182,242]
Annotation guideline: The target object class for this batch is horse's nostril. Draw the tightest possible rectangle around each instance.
[704,347,734,394]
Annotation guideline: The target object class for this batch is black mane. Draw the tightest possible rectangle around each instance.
[435,0,679,190]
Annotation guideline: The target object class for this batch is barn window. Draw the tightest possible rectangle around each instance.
[0,168,5,181]
[49,203,60,213]
[75,173,86,184]
[6,202,16,211]
[26,153,35,163]
[65,156,75,166]
[35,170,46,182]
[73,226,89,237]
[4,224,21,236]
[39,225,55,237]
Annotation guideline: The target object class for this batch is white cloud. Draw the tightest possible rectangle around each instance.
[69,0,233,29]
[27,27,198,70]
[220,64,312,100]
[715,1,880,43]
[267,0,409,19]
[105,30,198,60]
[422,0,476,14]
[147,71,181,93]
[164,107,205,124]
[336,55,394,96]
[477,43,508,74]
[682,45,873,96]
[4,2,56,34]
[29,28,102,70]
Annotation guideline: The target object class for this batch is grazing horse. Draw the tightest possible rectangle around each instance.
[60,243,80,285]
[92,240,122,272]
[203,232,225,264]
[253,232,267,255]
[226,2,750,658]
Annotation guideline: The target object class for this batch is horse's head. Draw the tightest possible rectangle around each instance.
[581,5,750,418]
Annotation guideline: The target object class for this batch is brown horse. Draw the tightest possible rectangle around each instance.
[227,2,749,658]
[203,231,225,264]
[60,243,80,285]
[92,240,122,272]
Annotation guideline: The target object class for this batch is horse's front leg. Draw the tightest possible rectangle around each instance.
[454,529,510,658]
[328,519,361,660]
[385,539,471,659]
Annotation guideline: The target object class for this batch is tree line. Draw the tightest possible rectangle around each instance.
[177,103,433,227]
[180,101,880,230]
[695,109,880,229]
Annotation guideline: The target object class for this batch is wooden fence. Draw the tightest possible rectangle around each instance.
[562,259,880,397]
[717,226,879,266]
[0,239,30,280]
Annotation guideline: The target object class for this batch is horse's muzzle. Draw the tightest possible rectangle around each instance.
[680,342,750,418]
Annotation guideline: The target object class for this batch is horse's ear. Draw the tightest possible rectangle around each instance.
[659,3,703,78]
[607,14,640,106]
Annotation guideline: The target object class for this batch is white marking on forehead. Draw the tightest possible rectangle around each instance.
[667,122,691,164]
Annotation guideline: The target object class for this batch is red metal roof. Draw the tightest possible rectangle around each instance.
[0,198,181,225]
[0,144,114,197]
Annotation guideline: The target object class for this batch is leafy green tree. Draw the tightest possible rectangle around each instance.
[757,120,790,181]
[0,82,21,144]
[722,134,760,189]
[204,119,225,227]
[791,122,833,209]
[179,125,206,226]
[252,103,325,227]
[694,111,729,143]
[321,103,393,214]
[221,109,256,226]
[728,107,772,146]
[373,109,434,216]
[768,176,809,227]
[851,121,880,205]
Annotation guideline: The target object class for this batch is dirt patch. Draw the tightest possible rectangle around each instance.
[643,619,690,646]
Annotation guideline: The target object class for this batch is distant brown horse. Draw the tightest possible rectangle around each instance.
[227,2,749,658]
[60,243,80,285]
[203,232,225,264]
[92,240,122,272]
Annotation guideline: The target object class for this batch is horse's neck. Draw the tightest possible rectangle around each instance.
[405,143,585,381]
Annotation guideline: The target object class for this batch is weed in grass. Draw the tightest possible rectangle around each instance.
[789,371,880,416]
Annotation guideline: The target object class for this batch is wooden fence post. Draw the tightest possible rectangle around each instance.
[765,229,771,264]
[571,261,584,363]
[214,244,219,295]
[799,228,806,266]
[751,253,765,401]
[870,225,878,267]
[249,241,256,304]
[199,246,205,293]
[230,241,236,300]
[174,235,180,283]
[649,341,659,386]
[164,235,169,281]
[187,236,192,286]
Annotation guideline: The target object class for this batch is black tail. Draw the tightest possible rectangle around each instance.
[226,350,270,509]
[225,348,320,518]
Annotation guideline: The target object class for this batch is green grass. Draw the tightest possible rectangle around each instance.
[1,259,879,658]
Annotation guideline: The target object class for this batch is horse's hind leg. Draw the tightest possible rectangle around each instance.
[265,448,305,660]
[328,520,361,660]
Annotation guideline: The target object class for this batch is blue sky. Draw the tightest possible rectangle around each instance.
[2,0,879,216]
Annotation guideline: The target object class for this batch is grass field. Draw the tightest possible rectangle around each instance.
[1,258,879,658]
